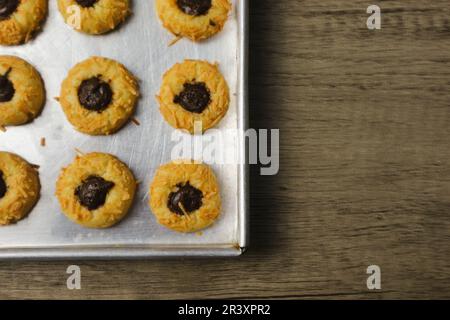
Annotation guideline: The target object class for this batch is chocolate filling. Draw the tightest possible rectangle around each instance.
[75,176,115,211]
[168,182,203,216]
[0,171,6,199]
[75,0,98,8]
[174,82,211,113]
[0,68,15,103]
[176,0,212,16]
[78,76,113,112]
[0,0,19,20]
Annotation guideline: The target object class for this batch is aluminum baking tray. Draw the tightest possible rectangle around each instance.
[0,0,248,259]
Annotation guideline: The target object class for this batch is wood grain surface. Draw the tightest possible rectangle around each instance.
[1,0,450,299]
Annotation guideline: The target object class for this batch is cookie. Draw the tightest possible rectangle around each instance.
[0,0,47,46]
[56,152,137,228]
[59,56,139,136]
[0,55,46,127]
[0,152,40,225]
[156,0,231,41]
[157,60,229,133]
[57,0,130,35]
[150,161,221,233]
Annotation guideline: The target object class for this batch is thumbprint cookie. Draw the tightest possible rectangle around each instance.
[157,60,229,133]
[0,152,40,225]
[150,161,221,233]
[57,0,130,35]
[59,56,139,136]
[56,152,137,228]
[0,55,46,127]
[156,0,231,41]
[0,0,47,46]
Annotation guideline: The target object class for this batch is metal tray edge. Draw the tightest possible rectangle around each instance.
[0,246,244,260]
[237,0,249,254]
[0,0,249,260]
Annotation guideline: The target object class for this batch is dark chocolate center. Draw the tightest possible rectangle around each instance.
[75,0,98,8]
[176,0,212,16]
[174,82,211,113]
[78,76,113,112]
[0,0,19,20]
[168,182,203,216]
[0,171,6,199]
[75,175,115,211]
[0,68,15,103]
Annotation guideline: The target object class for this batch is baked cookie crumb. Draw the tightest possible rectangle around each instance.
[157,59,230,133]
[56,152,137,228]
[0,55,46,127]
[156,0,231,41]
[150,161,221,233]
[0,0,48,45]
[59,56,139,136]
[0,152,40,226]
[57,0,130,35]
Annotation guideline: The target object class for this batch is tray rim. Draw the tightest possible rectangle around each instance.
[237,0,249,254]
[0,0,249,260]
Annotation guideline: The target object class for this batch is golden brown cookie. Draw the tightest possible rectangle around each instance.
[59,56,139,136]
[57,0,130,35]
[0,152,40,225]
[0,55,46,127]
[56,152,137,228]
[156,0,231,41]
[0,0,47,46]
[157,60,229,134]
[150,161,221,233]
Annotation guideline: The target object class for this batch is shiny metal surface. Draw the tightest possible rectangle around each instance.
[0,0,248,259]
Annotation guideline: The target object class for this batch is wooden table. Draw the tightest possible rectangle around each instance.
[1,0,450,299]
